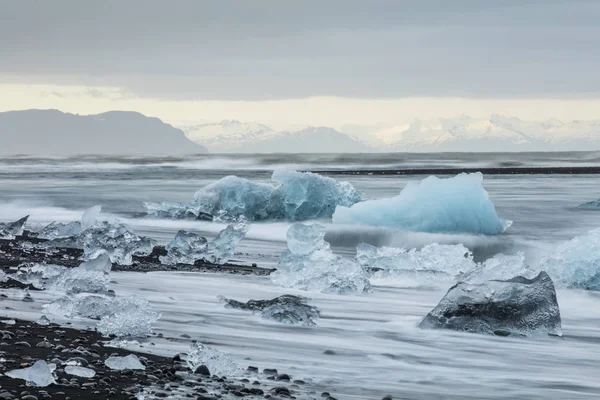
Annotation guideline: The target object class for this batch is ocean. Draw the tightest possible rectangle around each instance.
[1,152,600,399]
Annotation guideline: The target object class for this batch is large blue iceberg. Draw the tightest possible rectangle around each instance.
[144,170,364,222]
[332,173,510,234]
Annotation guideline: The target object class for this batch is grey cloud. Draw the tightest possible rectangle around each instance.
[1,0,599,100]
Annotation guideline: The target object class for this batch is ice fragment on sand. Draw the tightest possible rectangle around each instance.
[36,205,101,239]
[64,365,95,378]
[161,220,249,265]
[357,242,475,280]
[96,296,160,338]
[333,172,510,234]
[6,360,56,387]
[271,223,370,294]
[186,342,241,377]
[419,271,561,337]
[0,215,28,239]
[50,255,112,294]
[36,315,51,326]
[540,228,600,290]
[104,354,145,370]
[221,295,320,326]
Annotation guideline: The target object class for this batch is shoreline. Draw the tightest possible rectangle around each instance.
[308,166,600,175]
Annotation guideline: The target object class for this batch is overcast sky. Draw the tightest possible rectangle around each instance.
[1,0,599,126]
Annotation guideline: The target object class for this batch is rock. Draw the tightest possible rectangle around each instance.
[419,271,562,337]
[193,365,210,376]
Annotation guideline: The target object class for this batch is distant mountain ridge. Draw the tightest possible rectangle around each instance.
[0,109,207,155]
[181,115,600,153]
[182,121,372,153]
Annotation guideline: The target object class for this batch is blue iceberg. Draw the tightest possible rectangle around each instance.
[333,173,510,234]
[144,170,364,222]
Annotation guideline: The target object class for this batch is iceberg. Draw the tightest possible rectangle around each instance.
[271,223,370,294]
[333,173,510,234]
[419,272,562,337]
[540,228,600,290]
[104,354,145,371]
[0,215,29,239]
[6,360,57,387]
[356,242,475,280]
[161,220,248,265]
[186,342,241,377]
[144,171,364,222]
[220,294,320,326]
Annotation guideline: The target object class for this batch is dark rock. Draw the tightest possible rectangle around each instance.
[193,365,211,376]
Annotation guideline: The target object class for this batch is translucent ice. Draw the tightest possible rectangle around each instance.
[104,354,145,370]
[65,365,95,378]
[12,263,68,290]
[460,252,538,284]
[0,215,28,239]
[333,173,510,234]
[577,199,600,210]
[49,255,112,294]
[145,171,363,221]
[540,228,600,290]
[419,272,562,337]
[161,220,249,265]
[6,360,57,387]
[79,221,156,265]
[271,223,370,294]
[221,295,320,326]
[36,206,101,239]
[357,242,475,280]
[96,296,161,338]
[186,342,241,377]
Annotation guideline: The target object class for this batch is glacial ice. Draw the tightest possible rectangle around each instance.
[333,173,510,234]
[36,206,101,239]
[96,296,160,338]
[6,360,57,387]
[356,242,475,280]
[460,252,538,284]
[0,215,29,239]
[104,354,145,371]
[540,228,600,290]
[161,220,249,265]
[186,342,241,377]
[144,171,364,221]
[271,223,371,294]
[419,272,562,337]
[220,295,320,326]
[49,255,112,294]
[65,365,96,378]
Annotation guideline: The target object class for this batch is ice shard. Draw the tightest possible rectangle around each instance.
[160,230,208,265]
[419,272,562,337]
[96,296,161,338]
[204,219,249,264]
[36,205,101,239]
[221,294,320,326]
[271,223,370,294]
[186,342,241,377]
[104,354,145,371]
[6,360,57,387]
[65,366,96,378]
[0,215,29,239]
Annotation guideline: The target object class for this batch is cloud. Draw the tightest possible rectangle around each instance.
[2,0,599,100]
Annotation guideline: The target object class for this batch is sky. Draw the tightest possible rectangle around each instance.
[1,0,599,128]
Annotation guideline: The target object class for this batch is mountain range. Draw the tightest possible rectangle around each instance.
[0,109,207,155]
[180,115,600,153]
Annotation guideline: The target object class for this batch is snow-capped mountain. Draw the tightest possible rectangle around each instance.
[375,115,600,152]
[180,116,600,153]
[181,121,372,153]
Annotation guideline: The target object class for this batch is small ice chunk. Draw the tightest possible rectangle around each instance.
[0,215,29,239]
[96,296,161,338]
[221,295,320,326]
[104,354,145,371]
[1,319,16,325]
[36,206,101,240]
[419,272,562,337]
[81,205,102,229]
[333,173,510,234]
[577,199,600,210]
[357,242,475,280]
[143,201,209,220]
[204,219,249,264]
[36,315,51,326]
[65,365,96,378]
[49,255,112,294]
[160,230,208,265]
[271,223,370,294]
[6,360,57,387]
[186,342,241,377]
[12,263,68,290]
[0,270,8,283]
[540,228,600,290]
[461,252,538,284]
